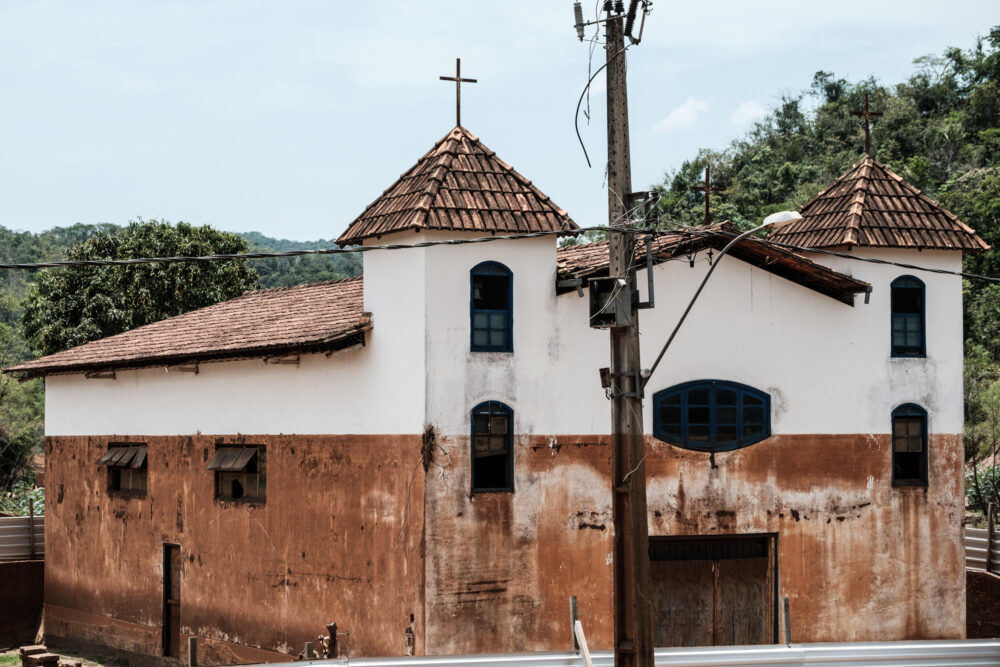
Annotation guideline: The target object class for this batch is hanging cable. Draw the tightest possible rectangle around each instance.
[574,44,631,168]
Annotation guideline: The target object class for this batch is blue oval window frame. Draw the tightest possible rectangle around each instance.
[652,379,771,452]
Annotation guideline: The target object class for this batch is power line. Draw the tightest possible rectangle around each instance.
[0,227,615,271]
[0,222,996,288]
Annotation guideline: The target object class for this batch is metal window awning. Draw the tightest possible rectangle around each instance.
[206,447,257,472]
[97,445,147,469]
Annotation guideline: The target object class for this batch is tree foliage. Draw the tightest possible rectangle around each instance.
[654,26,1000,237]
[240,232,361,289]
[22,220,260,357]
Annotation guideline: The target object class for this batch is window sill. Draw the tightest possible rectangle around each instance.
[107,490,147,500]
[472,487,514,495]
[890,353,926,359]
[214,496,267,506]
[891,480,928,488]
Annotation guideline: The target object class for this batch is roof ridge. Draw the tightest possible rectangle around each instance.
[244,275,362,297]
[337,136,454,245]
[843,161,871,246]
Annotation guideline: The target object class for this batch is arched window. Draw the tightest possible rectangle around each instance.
[471,401,513,492]
[892,403,928,486]
[891,276,925,357]
[470,262,512,352]
[652,380,771,452]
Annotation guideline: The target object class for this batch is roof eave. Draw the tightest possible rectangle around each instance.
[4,324,372,380]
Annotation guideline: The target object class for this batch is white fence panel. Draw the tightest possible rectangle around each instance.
[237,640,1000,667]
[966,526,999,573]
[0,515,44,561]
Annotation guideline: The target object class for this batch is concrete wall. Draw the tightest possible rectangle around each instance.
[43,434,425,660]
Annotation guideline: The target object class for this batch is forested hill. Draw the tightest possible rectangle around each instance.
[0,225,361,294]
[240,231,361,288]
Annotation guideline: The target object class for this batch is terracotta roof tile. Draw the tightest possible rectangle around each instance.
[556,222,870,306]
[337,126,577,245]
[7,277,368,378]
[769,157,988,252]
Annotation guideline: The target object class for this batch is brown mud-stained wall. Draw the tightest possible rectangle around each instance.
[423,434,615,655]
[44,434,426,661]
[423,432,965,654]
[0,559,44,649]
[45,430,965,661]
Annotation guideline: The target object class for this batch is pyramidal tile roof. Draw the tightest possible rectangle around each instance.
[768,156,988,252]
[337,126,577,245]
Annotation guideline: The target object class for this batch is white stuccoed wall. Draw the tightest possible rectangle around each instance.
[43,236,964,438]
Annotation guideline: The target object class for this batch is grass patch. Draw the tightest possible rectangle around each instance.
[0,653,22,667]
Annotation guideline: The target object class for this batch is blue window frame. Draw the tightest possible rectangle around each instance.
[891,276,925,357]
[470,262,512,352]
[471,401,514,492]
[892,403,928,487]
[652,380,771,452]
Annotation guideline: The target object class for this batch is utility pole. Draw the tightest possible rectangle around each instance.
[605,12,653,667]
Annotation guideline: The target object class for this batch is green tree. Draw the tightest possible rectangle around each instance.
[22,220,260,357]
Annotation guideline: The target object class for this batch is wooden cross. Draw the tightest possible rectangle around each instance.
[850,93,883,156]
[690,166,724,225]
[439,58,477,128]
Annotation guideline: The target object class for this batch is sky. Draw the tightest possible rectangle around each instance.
[2,1,998,242]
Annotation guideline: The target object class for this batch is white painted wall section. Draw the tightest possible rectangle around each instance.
[43,236,965,438]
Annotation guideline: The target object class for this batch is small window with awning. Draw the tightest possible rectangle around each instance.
[98,444,148,496]
[208,446,266,503]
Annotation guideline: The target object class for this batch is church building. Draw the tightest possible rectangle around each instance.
[8,124,986,663]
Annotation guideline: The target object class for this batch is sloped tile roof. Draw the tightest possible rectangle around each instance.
[336,126,577,245]
[556,222,870,306]
[768,157,988,252]
[7,277,368,378]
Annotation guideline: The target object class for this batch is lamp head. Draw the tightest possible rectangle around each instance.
[762,210,802,229]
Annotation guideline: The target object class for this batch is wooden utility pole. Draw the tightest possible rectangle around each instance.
[605,13,653,667]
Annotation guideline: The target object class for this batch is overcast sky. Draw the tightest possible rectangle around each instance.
[2,1,998,241]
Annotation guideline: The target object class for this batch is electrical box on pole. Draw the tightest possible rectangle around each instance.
[589,278,633,328]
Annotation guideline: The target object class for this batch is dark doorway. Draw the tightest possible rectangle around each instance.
[162,544,181,658]
[649,534,777,647]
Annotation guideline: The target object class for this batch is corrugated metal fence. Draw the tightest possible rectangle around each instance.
[0,515,45,561]
[966,525,998,573]
[244,640,1000,667]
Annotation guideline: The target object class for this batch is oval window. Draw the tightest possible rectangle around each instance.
[653,380,771,452]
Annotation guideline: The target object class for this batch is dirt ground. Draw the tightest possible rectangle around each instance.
[0,649,119,667]
[967,570,1000,639]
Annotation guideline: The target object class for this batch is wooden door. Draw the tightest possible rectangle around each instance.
[650,535,774,647]
[163,544,181,658]
[715,557,772,645]
[650,559,715,647]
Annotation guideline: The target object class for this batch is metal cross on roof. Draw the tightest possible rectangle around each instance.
[439,58,477,128]
[690,166,724,225]
[850,93,883,157]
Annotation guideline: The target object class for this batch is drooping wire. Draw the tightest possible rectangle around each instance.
[574,44,631,168]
